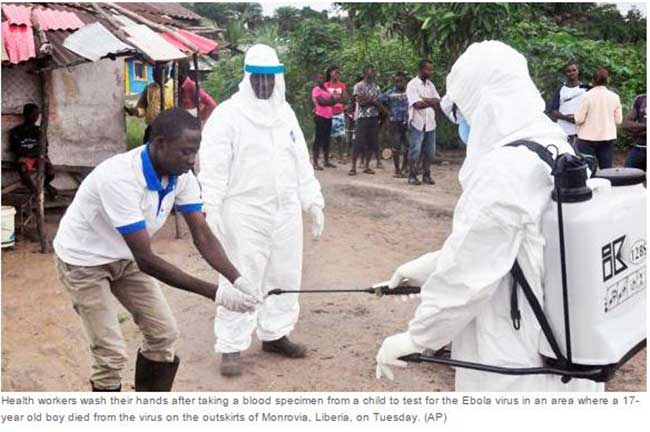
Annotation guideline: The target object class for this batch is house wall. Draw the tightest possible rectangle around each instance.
[47,57,127,167]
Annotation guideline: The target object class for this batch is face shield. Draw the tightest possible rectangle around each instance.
[249,73,276,100]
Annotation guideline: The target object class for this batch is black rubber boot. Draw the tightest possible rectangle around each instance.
[135,350,180,392]
[262,336,307,358]
[91,382,121,392]
[220,352,242,377]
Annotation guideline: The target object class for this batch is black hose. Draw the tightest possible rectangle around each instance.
[400,353,602,379]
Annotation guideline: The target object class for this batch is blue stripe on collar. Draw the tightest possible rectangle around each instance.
[244,64,284,74]
[141,144,177,192]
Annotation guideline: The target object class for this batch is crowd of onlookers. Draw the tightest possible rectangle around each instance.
[310,60,442,185]
[310,60,647,186]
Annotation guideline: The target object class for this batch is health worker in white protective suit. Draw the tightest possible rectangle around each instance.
[375,41,604,392]
[198,44,325,377]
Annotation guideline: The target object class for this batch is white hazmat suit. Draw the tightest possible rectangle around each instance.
[376,41,603,392]
[198,45,325,354]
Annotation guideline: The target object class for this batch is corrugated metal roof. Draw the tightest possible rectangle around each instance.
[119,3,202,22]
[2,20,36,64]
[160,30,218,55]
[122,24,186,62]
[63,22,132,62]
[33,7,85,31]
[45,29,87,68]
[1,4,32,26]
[177,29,218,54]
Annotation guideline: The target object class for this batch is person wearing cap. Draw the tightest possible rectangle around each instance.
[53,108,260,392]
[198,44,325,377]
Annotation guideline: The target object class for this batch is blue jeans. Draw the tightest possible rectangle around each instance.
[407,125,436,162]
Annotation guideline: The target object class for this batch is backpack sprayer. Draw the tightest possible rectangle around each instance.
[403,142,647,383]
[269,141,646,383]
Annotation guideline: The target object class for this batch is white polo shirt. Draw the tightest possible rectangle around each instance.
[53,145,202,266]
[406,76,440,132]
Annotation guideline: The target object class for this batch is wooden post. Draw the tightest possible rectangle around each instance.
[172,61,183,239]
[192,53,201,119]
[36,70,50,253]
[158,63,165,113]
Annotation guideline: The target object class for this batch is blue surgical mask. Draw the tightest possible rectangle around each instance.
[458,115,470,146]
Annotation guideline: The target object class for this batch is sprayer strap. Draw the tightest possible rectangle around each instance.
[510,260,567,364]
[504,140,555,170]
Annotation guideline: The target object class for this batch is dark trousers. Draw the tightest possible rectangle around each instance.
[575,138,615,169]
[313,115,332,164]
[354,117,379,159]
[624,146,646,171]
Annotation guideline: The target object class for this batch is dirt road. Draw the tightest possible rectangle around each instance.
[1,158,645,391]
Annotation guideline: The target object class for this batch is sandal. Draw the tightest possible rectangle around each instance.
[363,168,375,175]
[348,169,357,176]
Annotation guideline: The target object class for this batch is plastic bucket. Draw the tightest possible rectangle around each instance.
[1,206,16,248]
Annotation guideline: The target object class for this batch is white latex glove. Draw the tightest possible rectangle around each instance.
[388,252,439,289]
[376,332,423,380]
[233,277,263,303]
[309,205,325,240]
[215,281,260,313]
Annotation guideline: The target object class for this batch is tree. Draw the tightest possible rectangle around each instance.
[274,6,301,34]
[231,3,264,30]
[189,3,263,30]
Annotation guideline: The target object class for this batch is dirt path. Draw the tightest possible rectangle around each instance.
[1,157,645,391]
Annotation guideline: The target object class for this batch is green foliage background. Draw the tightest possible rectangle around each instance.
[196,3,646,150]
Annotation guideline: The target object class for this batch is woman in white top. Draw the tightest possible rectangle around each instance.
[574,68,623,169]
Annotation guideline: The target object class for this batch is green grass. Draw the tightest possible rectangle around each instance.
[127,116,146,150]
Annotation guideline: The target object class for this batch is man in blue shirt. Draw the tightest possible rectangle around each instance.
[381,72,410,177]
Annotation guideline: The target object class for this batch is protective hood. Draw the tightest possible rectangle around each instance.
[231,44,292,128]
[445,41,572,185]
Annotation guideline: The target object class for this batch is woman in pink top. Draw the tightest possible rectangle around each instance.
[324,66,348,163]
[311,72,340,170]
[575,68,622,169]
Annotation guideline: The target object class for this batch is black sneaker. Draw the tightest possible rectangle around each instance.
[408,175,421,186]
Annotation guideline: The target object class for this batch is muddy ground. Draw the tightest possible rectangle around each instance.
[1,154,645,391]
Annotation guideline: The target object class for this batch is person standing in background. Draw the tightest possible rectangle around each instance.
[574,68,622,169]
[406,60,440,186]
[350,65,385,176]
[126,63,175,144]
[550,62,590,146]
[312,72,339,170]
[623,93,647,171]
[381,72,410,178]
[324,66,349,164]
[178,59,217,125]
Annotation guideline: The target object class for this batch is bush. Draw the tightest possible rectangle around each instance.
[126,116,146,149]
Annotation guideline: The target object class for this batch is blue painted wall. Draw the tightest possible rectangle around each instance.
[125,59,154,95]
